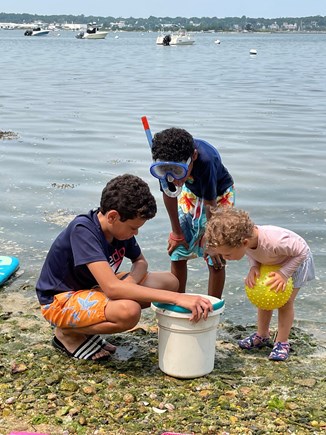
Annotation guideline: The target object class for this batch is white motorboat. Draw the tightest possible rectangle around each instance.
[76,23,108,40]
[156,34,170,45]
[24,27,50,36]
[156,30,195,46]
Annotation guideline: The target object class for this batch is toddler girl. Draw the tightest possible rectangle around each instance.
[205,207,315,361]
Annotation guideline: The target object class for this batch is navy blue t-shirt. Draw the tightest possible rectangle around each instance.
[186,139,233,200]
[36,209,141,305]
[161,139,233,200]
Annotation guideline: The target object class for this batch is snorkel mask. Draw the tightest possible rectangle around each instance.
[150,158,191,182]
[141,116,184,198]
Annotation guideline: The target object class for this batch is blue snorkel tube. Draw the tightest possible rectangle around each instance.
[141,116,182,198]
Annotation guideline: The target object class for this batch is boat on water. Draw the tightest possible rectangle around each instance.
[156,30,195,46]
[75,23,108,40]
[24,27,50,36]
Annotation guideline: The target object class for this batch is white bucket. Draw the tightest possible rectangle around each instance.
[151,294,225,378]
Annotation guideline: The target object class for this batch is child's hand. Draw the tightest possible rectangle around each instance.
[167,233,188,255]
[176,294,213,323]
[208,254,225,270]
[266,271,287,292]
[245,266,260,288]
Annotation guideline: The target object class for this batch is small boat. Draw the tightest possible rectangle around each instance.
[156,33,172,46]
[24,27,50,37]
[75,23,108,40]
[156,30,195,46]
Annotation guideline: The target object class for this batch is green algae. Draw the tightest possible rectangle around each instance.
[0,131,18,140]
[0,292,325,435]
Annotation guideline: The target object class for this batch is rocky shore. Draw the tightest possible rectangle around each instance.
[0,286,325,435]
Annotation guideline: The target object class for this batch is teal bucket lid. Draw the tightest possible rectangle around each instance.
[152,298,225,314]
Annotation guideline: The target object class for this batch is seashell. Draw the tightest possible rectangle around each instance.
[152,406,167,414]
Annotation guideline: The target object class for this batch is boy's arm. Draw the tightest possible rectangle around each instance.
[87,260,213,321]
[163,193,189,254]
[89,259,187,305]
[203,199,224,267]
[125,253,148,284]
[163,193,182,235]
[203,199,218,220]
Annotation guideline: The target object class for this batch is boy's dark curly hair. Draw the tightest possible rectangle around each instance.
[152,128,195,162]
[100,174,157,221]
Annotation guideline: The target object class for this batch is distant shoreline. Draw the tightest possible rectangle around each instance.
[1,12,326,32]
[1,27,326,35]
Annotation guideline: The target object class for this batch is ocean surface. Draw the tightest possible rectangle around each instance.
[1,30,325,340]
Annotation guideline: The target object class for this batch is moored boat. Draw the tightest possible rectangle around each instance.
[24,27,50,36]
[156,29,195,46]
[76,23,108,40]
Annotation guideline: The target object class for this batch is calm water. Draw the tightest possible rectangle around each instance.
[1,30,325,339]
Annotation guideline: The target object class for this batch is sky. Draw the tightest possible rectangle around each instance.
[1,0,326,19]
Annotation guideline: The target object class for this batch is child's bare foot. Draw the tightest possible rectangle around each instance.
[53,331,113,361]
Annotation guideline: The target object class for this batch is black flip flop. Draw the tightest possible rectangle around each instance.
[52,335,111,361]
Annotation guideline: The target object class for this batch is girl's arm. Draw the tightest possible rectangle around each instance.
[276,237,309,279]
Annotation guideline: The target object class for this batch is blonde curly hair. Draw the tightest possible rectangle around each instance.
[205,208,255,248]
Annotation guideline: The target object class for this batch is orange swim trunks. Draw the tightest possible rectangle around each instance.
[41,289,109,329]
[41,271,147,329]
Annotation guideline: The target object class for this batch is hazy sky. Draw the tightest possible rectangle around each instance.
[1,0,326,18]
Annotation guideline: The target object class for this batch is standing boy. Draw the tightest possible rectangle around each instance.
[151,127,235,298]
[36,174,212,361]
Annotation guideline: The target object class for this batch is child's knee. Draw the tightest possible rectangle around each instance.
[106,300,141,330]
[160,272,179,291]
[143,271,179,291]
[124,301,142,324]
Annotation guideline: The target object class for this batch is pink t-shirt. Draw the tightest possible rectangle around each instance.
[246,225,310,279]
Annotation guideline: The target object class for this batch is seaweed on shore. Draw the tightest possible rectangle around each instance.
[0,293,325,435]
[0,130,18,140]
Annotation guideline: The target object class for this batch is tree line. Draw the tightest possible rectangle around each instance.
[1,12,326,31]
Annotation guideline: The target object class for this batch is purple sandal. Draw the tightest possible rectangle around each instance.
[238,332,272,350]
[269,342,290,361]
